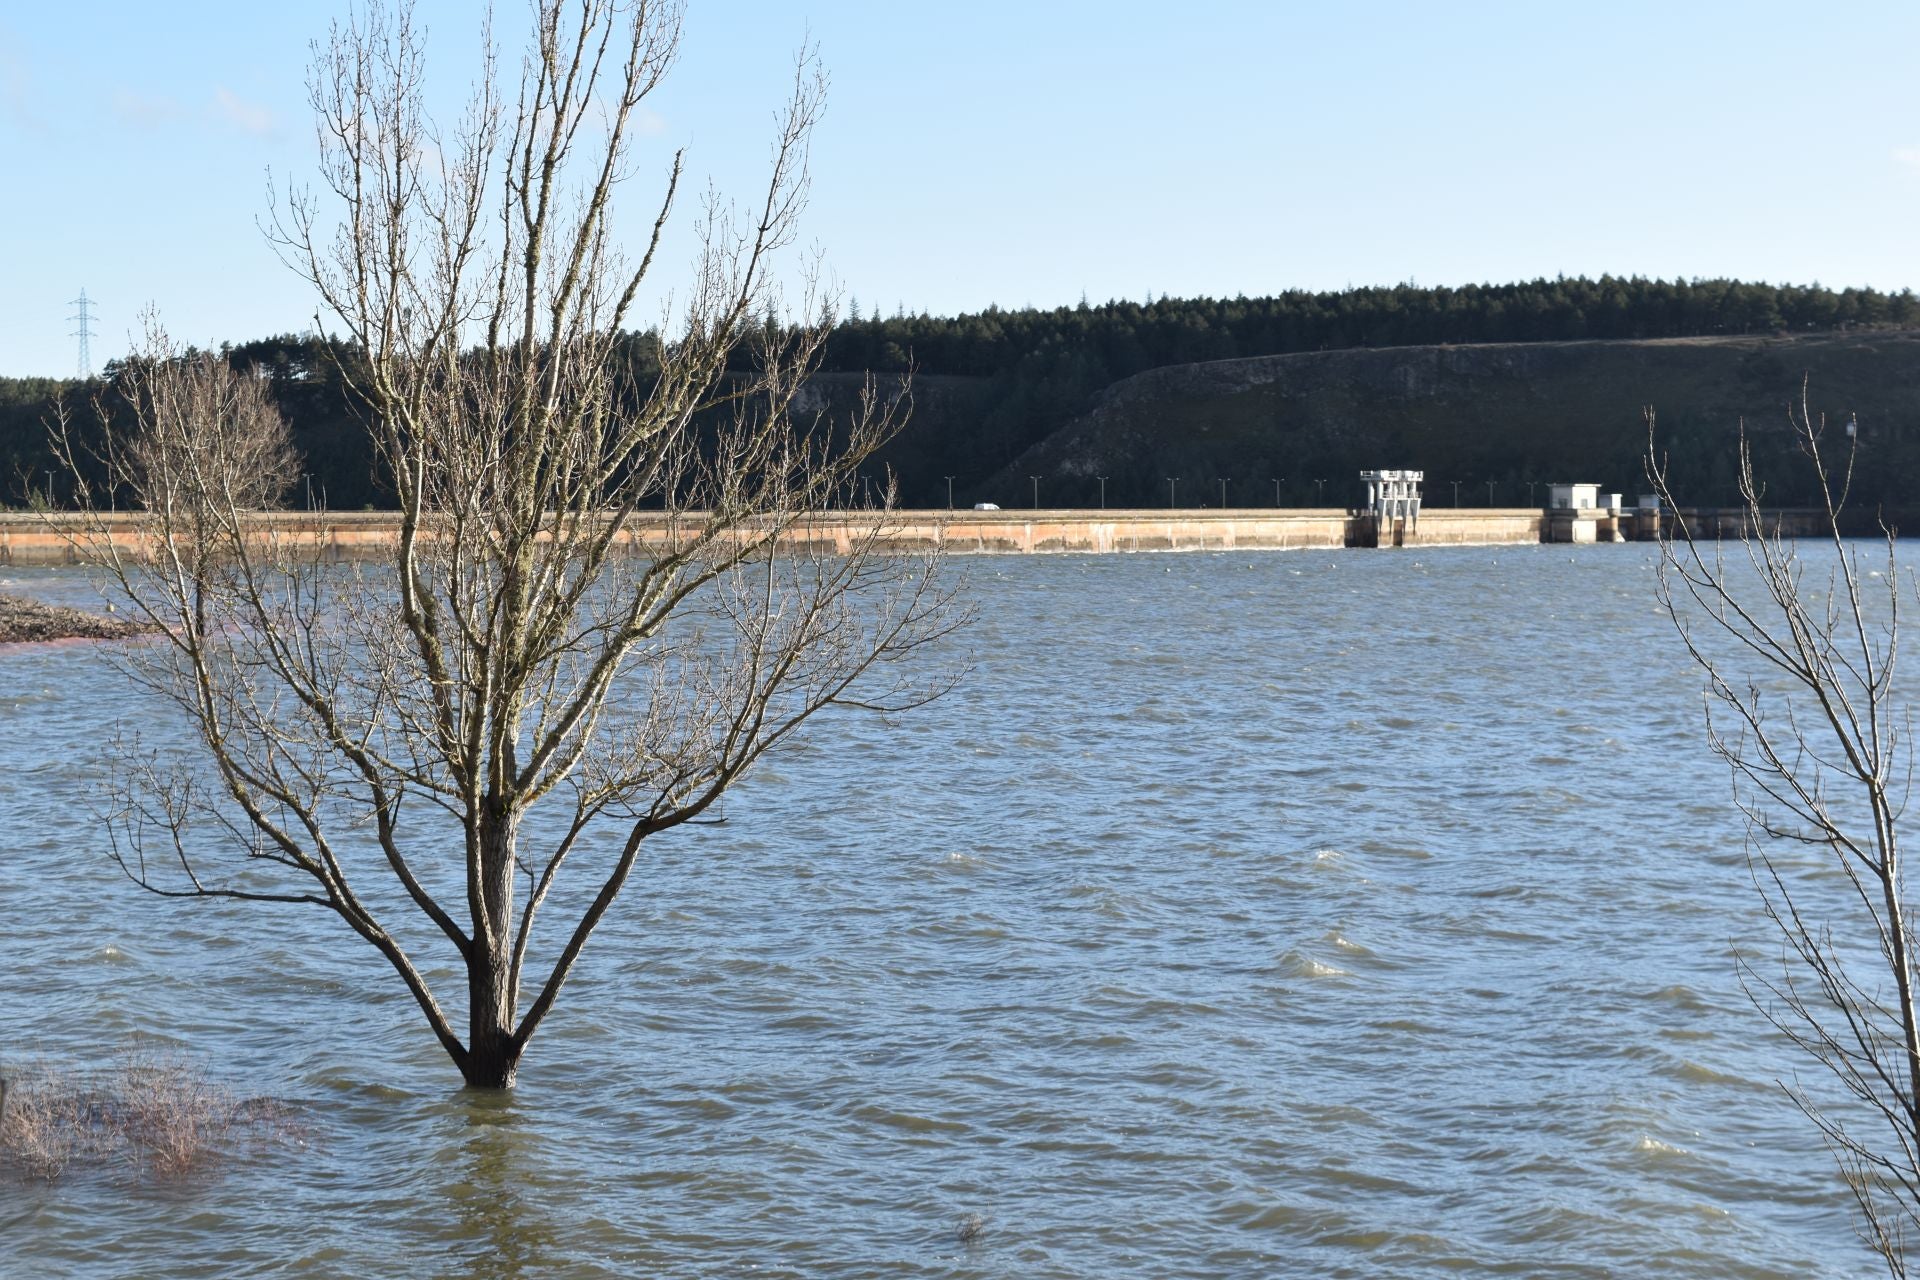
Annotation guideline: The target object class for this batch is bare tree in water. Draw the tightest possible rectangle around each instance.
[60,0,961,1089]
[1648,393,1920,1274]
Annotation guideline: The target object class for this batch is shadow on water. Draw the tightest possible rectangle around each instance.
[433,1090,563,1280]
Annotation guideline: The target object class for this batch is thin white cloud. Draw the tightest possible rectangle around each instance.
[0,26,41,131]
[1894,146,1920,174]
[588,92,667,139]
[112,88,185,129]
[106,84,277,139]
[212,87,275,138]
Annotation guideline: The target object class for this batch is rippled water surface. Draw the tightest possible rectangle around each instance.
[0,546,1884,1277]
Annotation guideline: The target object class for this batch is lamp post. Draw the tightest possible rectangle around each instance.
[1451,480,1461,508]
[1486,479,1495,506]
[1272,478,1282,506]
[1219,478,1230,509]
[1313,478,1326,506]
[944,475,954,510]
[1167,477,1178,509]
[1030,475,1041,509]
[1096,475,1108,509]
[1527,480,1537,507]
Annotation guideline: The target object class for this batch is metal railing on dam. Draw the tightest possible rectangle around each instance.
[0,507,1825,566]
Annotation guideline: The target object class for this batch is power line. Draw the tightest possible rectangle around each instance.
[68,289,99,379]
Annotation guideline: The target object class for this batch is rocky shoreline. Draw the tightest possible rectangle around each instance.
[0,592,154,644]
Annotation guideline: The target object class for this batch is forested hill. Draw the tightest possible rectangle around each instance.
[4,277,1918,512]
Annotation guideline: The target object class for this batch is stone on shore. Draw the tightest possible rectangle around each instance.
[0,592,154,644]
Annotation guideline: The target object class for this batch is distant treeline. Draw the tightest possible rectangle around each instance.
[3,276,1915,510]
[0,337,389,509]
[817,276,1920,378]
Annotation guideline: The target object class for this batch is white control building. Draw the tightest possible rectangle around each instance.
[1548,484,1622,512]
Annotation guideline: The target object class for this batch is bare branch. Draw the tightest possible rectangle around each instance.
[68,1,966,1091]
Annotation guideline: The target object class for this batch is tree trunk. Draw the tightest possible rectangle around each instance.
[464,809,521,1090]
[463,953,519,1089]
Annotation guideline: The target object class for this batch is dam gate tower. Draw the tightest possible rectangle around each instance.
[1358,469,1422,547]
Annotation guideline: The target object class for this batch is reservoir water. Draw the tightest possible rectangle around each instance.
[0,545,1874,1277]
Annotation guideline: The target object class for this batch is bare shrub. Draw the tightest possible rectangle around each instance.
[1649,390,1920,1275]
[0,1054,303,1182]
[117,334,302,517]
[0,1065,91,1180]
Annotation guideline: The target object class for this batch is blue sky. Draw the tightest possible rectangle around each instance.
[3,1,1917,376]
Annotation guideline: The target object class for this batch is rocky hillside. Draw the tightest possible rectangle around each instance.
[971,332,1920,511]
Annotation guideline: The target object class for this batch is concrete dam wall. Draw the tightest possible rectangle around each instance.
[0,507,1823,567]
